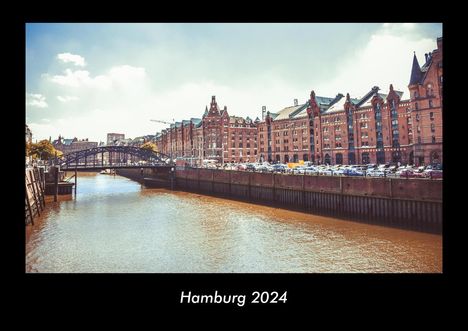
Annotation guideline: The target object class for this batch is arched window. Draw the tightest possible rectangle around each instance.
[284,155,289,163]
[392,151,401,164]
[324,154,331,165]
[362,153,370,164]
[336,153,343,165]
[303,154,309,162]
[408,151,414,165]
[293,154,298,163]
[376,151,385,164]
[430,151,440,164]
[275,155,280,163]
[348,152,356,165]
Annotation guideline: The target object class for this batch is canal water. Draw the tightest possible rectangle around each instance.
[26,172,442,273]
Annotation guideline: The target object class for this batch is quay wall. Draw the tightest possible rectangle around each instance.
[119,168,443,234]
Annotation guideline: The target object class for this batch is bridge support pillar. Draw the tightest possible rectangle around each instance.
[53,166,59,202]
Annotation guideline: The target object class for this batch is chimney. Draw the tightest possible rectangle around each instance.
[425,53,428,62]
[294,99,298,106]
[211,96,216,103]
[262,106,266,120]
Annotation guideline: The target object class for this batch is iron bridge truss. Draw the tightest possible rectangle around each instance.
[59,145,173,170]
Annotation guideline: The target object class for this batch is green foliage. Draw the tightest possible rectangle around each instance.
[29,140,63,160]
[140,141,158,153]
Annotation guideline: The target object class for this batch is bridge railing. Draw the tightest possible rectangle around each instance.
[61,162,169,169]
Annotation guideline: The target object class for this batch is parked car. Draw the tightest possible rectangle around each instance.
[397,169,418,178]
[423,169,443,179]
[304,166,318,175]
[342,168,364,176]
[366,169,385,177]
[293,166,307,174]
[271,164,288,173]
[319,168,333,176]
[245,163,256,171]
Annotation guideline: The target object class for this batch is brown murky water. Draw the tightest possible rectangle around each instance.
[26,172,442,273]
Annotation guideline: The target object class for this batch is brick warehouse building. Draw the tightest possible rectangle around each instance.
[156,96,259,165]
[156,38,442,166]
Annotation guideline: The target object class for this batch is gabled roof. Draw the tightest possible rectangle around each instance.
[323,94,346,113]
[360,92,387,108]
[272,104,304,120]
[293,95,336,117]
[190,118,202,126]
[420,53,434,84]
[288,102,309,118]
[354,86,380,107]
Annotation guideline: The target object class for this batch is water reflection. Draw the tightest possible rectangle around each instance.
[26,172,442,273]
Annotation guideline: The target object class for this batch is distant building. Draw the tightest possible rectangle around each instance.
[107,133,125,146]
[53,135,98,155]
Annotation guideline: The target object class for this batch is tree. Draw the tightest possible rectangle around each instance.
[29,140,63,160]
[140,141,158,153]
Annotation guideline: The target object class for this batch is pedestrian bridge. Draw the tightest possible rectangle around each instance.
[59,145,174,171]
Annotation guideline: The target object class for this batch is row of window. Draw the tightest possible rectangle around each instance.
[273,122,307,130]
[230,143,257,148]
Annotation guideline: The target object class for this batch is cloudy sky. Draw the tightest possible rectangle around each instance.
[26,23,442,143]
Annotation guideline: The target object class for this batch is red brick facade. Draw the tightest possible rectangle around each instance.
[156,96,259,165]
[156,38,443,166]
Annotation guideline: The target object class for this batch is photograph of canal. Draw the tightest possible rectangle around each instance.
[25,23,443,273]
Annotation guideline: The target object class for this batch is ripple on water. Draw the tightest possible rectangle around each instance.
[26,173,442,273]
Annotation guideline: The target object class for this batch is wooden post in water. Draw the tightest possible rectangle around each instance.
[74,164,77,196]
[33,167,43,209]
[171,167,175,190]
[25,182,34,225]
[29,170,40,216]
[32,168,44,211]
[54,166,59,202]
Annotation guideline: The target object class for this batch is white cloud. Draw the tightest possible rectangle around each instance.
[57,95,79,102]
[318,24,438,99]
[109,65,146,82]
[45,65,146,91]
[26,93,48,108]
[46,69,111,89]
[57,52,86,66]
